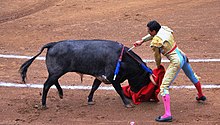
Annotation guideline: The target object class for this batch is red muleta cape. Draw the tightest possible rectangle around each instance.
[122,65,165,105]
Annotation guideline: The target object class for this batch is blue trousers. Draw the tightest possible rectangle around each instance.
[160,48,199,96]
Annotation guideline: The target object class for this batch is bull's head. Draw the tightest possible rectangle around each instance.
[120,51,152,93]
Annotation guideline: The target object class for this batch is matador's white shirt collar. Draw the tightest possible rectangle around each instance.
[156,26,173,42]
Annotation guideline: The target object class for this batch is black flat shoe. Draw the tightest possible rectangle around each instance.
[196,96,206,101]
[155,116,172,122]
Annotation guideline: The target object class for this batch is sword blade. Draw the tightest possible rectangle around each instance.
[128,46,135,51]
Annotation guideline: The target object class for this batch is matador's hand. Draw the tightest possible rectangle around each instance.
[133,40,143,47]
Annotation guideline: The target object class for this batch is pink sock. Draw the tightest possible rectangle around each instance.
[161,94,171,118]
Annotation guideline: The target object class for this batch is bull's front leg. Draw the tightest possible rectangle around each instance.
[87,78,102,105]
[112,83,134,108]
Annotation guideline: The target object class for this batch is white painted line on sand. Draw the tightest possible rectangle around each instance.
[1,54,220,63]
[143,58,220,63]
[0,54,45,60]
[0,82,220,90]
[1,54,219,89]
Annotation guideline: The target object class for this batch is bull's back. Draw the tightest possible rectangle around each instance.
[46,40,122,76]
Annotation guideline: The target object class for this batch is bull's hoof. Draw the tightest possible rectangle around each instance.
[57,92,63,99]
[88,101,95,105]
[41,105,48,110]
[125,103,135,108]
[59,94,63,99]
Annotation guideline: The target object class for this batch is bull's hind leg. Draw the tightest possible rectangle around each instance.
[87,78,102,105]
[42,74,61,108]
[55,81,63,99]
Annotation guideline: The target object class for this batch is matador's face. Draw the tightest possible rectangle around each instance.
[147,27,157,36]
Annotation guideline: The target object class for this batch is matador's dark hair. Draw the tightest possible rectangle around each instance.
[147,20,161,33]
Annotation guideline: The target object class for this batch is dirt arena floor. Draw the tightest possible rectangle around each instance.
[0,0,220,124]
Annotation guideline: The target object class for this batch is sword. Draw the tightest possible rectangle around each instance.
[128,46,135,51]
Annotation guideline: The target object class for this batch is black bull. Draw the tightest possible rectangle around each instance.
[19,40,152,108]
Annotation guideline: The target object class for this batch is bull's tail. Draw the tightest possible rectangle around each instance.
[19,42,57,83]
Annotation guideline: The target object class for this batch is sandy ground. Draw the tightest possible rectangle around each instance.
[0,0,220,124]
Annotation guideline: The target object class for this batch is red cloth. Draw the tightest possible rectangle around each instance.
[122,65,165,105]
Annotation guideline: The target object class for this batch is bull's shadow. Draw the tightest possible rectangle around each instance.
[19,40,154,108]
